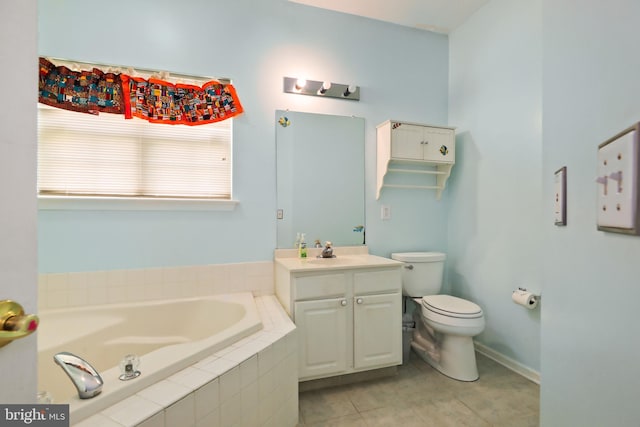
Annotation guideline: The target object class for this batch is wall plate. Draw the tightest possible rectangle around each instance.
[554,166,567,226]
[381,205,391,220]
[596,123,640,235]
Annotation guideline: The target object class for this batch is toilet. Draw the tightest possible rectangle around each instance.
[391,252,485,381]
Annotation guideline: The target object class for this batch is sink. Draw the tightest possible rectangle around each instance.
[275,253,401,272]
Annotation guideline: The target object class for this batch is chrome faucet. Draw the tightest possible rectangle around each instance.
[320,241,335,258]
[53,352,104,399]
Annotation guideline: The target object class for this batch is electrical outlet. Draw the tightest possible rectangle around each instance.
[596,123,640,234]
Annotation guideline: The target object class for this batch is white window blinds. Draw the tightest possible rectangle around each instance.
[37,106,232,199]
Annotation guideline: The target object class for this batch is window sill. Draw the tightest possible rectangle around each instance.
[38,196,240,211]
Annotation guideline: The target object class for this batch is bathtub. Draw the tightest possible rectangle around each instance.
[37,292,262,423]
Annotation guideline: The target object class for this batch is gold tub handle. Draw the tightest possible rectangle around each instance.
[0,300,39,349]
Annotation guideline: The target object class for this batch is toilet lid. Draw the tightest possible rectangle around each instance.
[422,295,483,319]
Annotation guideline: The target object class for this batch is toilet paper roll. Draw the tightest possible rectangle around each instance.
[512,290,539,309]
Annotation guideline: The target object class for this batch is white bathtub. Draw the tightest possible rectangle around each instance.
[37,292,262,423]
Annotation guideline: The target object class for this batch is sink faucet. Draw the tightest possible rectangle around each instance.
[53,352,104,399]
[320,241,335,258]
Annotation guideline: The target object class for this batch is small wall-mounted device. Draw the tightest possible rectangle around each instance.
[554,166,567,226]
[596,122,640,235]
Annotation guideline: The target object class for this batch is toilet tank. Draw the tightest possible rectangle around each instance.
[391,252,446,297]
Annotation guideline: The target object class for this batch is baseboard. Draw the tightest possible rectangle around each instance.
[474,341,540,385]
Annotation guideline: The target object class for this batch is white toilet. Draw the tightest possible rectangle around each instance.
[391,252,485,381]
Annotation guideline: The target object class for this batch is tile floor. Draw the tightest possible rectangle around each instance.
[297,352,539,426]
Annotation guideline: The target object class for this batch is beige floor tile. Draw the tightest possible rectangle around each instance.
[359,404,429,427]
[302,413,367,427]
[492,412,540,427]
[346,379,401,412]
[299,386,358,424]
[413,397,491,427]
[297,353,540,427]
[456,381,539,424]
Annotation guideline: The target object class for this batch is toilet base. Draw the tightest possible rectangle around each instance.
[411,334,479,382]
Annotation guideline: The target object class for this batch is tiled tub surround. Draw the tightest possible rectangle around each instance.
[38,261,275,311]
[72,295,297,427]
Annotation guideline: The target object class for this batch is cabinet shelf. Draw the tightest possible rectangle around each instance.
[376,120,455,200]
[380,184,441,190]
[386,168,448,175]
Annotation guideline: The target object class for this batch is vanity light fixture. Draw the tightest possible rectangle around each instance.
[283,77,360,101]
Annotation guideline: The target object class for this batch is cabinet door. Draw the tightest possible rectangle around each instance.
[390,123,424,160]
[353,293,402,370]
[295,298,349,380]
[423,127,455,163]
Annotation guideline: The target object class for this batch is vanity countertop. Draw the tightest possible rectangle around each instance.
[275,254,402,273]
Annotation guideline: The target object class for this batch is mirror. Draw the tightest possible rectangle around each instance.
[276,110,365,248]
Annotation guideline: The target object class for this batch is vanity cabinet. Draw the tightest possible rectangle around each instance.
[376,120,455,200]
[275,257,402,382]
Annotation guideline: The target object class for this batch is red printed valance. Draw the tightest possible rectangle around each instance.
[121,76,244,125]
[38,57,244,125]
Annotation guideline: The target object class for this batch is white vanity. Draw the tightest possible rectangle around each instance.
[274,247,403,382]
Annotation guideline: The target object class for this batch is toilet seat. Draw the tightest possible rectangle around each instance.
[422,295,483,319]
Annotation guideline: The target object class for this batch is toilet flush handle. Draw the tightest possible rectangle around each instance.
[404,264,414,270]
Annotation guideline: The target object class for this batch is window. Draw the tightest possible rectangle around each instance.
[37,105,232,201]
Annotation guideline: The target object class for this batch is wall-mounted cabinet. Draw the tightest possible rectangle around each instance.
[376,120,456,200]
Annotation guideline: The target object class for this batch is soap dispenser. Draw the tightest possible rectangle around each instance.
[299,233,308,258]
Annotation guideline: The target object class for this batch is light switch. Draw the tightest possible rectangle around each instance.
[596,124,640,234]
[381,205,391,220]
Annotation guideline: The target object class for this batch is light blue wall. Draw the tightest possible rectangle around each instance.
[541,0,640,425]
[448,0,542,371]
[37,0,450,273]
[452,0,640,422]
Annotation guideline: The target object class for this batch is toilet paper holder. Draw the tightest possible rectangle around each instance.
[512,287,541,309]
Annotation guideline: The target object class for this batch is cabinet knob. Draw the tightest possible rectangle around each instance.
[340,299,347,307]
[356,298,363,305]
